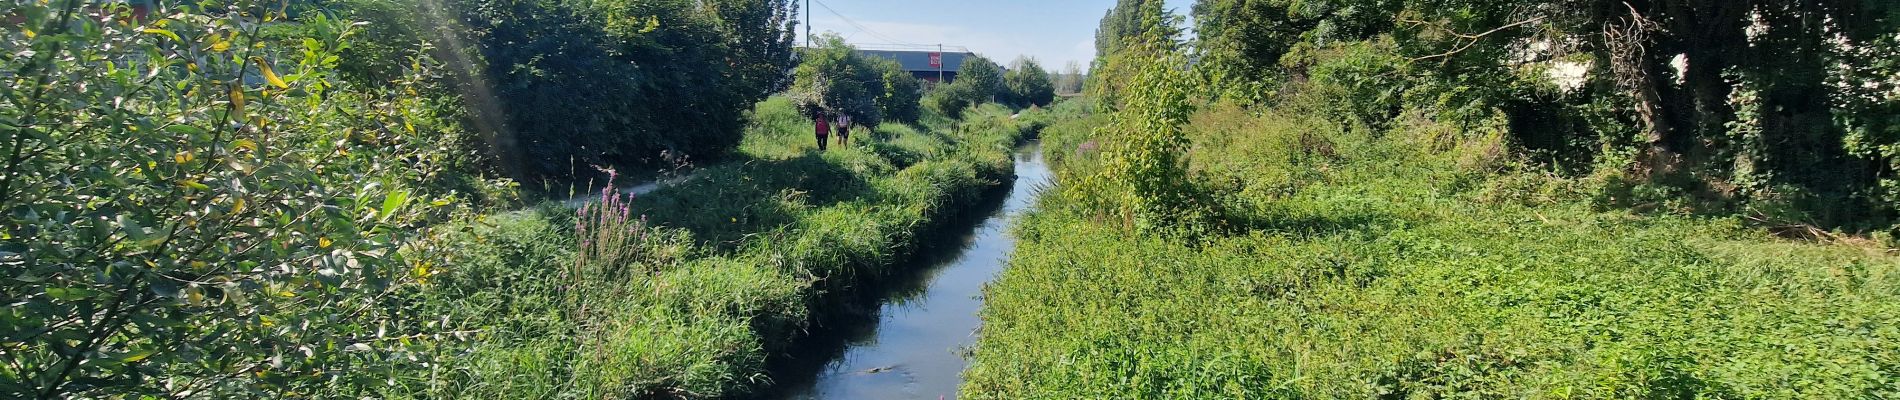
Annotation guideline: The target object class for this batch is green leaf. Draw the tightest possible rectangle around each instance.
[251,57,290,89]
[141,28,182,42]
[117,214,149,242]
[120,348,157,363]
[379,190,410,223]
[46,287,105,301]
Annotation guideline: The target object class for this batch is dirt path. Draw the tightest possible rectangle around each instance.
[560,172,695,208]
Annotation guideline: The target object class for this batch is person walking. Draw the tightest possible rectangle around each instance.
[835,113,853,147]
[813,111,831,151]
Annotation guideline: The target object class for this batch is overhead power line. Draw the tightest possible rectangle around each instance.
[810,0,922,47]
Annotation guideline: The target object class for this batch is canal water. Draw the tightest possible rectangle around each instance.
[771,142,1050,400]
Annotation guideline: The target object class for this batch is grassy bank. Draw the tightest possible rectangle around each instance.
[386,99,1037,398]
[963,102,1900,398]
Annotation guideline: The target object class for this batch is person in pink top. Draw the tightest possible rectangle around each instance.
[813,111,831,151]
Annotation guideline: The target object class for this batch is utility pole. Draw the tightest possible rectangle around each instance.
[805,0,811,47]
[937,44,945,84]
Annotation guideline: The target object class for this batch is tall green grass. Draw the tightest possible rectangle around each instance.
[963,102,1900,398]
[378,99,1037,398]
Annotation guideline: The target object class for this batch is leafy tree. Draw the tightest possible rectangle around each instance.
[1083,11,1208,233]
[925,82,979,119]
[703,0,803,103]
[1056,61,1088,95]
[0,2,500,397]
[956,56,1006,104]
[1191,0,1315,102]
[1095,0,1181,63]
[1184,0,1900,228]
[308,0,438,85]
[356,0,798,181]
[1004,57,1058,108]
[787,33,885,126]
[1090,4,1184,111]
[873,57,924,124]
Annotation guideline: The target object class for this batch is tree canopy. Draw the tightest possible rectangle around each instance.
[1186,0,1900,228]
[783,33,931,126]
[957,56,1006,104]
[1005,57,1058,108]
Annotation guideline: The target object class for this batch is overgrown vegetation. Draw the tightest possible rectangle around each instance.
[1,0,1040,397]
[315,0,801,182]
[0,2,508,397]
[1188,0,1900,231]
[916,54,1059,120]
[966,0,1900,398]
[17,0,1890,397]
[399,99,1036,398]
[1003,56,1058,109]
[787,33,919,126]
[969,103,1900,397]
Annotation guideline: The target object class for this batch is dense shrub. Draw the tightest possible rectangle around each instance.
[787,33,889,126]
[1079,25,1209,233]
[967,94,1900,399]
[1003,57,1057,108]
[0,2,507,397]
[314,0,799,182]
[966,2,1900,398]
[874,57,925,124]
[459,0,757,180]
[956,56,1005,104]
[1190,0,1900,231]
[925,82,980,120]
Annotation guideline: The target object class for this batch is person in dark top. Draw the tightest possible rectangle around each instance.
[814,111,831,151]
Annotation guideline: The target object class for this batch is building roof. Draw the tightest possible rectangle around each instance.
[858,49,975,73]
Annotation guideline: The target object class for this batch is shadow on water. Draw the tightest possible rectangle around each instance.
[750,142,1052,400]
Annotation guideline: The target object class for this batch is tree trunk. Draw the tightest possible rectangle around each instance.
[1602,2,1683,176]
[1665,0,1748,166]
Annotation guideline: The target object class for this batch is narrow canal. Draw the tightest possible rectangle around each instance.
[772,142,1051,400]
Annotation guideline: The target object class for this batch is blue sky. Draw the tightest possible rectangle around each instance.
[802,0,1195,71]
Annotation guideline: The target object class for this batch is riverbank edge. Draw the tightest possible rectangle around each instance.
[627,104,1047,397]
[740,122,1043,397]
[746,136,1042,399]
[413,104,1046,398]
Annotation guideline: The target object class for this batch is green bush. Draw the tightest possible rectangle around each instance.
[875,57,925,124]
[783,34,925,128]
[788,33,887,126]
[0,2,507,397]
[957,55,1006,104]
[1079,16,1213,233]
[1003,57,1057,108]
[925,82,979,120]
[323,0,799,182]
